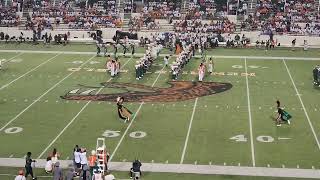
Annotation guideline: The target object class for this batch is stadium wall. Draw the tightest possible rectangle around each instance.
[0,27,320,48]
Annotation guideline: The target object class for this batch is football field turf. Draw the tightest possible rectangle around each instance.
[0,44,320,179]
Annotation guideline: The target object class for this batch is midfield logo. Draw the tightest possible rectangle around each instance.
[61,81,233,102]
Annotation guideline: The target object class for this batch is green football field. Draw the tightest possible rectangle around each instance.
[0,44,320,179]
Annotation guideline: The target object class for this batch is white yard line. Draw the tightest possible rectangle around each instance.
[109,65,167,162]
[0,53,60,91]
[38,57,133,158]
[0,55,95,132]
[1,49,320,61]
[282,58,320,150]
[180,98,198,164]
[1,52,23,64]
[244,58,256,167]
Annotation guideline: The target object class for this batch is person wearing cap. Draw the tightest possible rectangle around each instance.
[15,170,26,180]
[88,150,97,176]
[53,162,63,180]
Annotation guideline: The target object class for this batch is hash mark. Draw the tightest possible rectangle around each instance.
[194,161,197,165]
[24,99,28,102]
[297,165,300,169]
[165,160,168,164]
[223,162,226,166]
[209,161,212,165]
[267,164,270,168]
[238,163,241,166]
[282,164,285,168]
[9,154,13,158]
[66,156,69,160]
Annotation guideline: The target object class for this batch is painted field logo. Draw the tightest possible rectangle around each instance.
[61,81,232,102]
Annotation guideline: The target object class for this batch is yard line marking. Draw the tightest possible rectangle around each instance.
[244,58,256,167]
[109,65,167,162]
[0,55,95,132]
[0,53,60,91]
[278,137,291,140]
[38,57,133,159]
[180,98,198,164]
[1,52,23,65]
[283,59,320,150]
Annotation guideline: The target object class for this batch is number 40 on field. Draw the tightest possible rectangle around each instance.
[230,134,275,143]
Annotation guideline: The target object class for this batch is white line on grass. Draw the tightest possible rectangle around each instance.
[244,58,256,167]
[38,57,133,158]
[0,53,60,91]
[0,55,95,132]
[180,98,198,164]
[1,52,23,65]
[282,58,320,150]
[109,65,167,162]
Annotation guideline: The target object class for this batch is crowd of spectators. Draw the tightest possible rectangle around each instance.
[124,0,136,13]
[21,0,122,30]
[128,14,160,31]
[241,0,320,36]
[228,0,247,15]
[143,0,181,19]
[0,6,20,27]
[174,19,236,34]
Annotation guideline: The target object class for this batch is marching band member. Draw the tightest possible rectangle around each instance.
[198,62,205,82]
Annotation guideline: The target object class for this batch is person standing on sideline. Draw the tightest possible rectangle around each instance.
[25,152,36,180]
[53,162,63,180]
[303,40,308,51]
[73,146,81,176]
[15,170,26,180]
[88,150,97,176]
[291,38,296,51]
[164,56,169,67]
[80,148,88,169]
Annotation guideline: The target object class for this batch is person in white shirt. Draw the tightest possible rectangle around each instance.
[80,148,88,168]
[14,170,26,180]
[105,171,116,180]
[45,157,53,173]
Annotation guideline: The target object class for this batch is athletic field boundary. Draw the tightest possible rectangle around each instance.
[1,49,320,61]
[0,158,319,179]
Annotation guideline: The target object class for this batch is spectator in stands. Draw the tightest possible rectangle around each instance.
[14,170,26,180]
